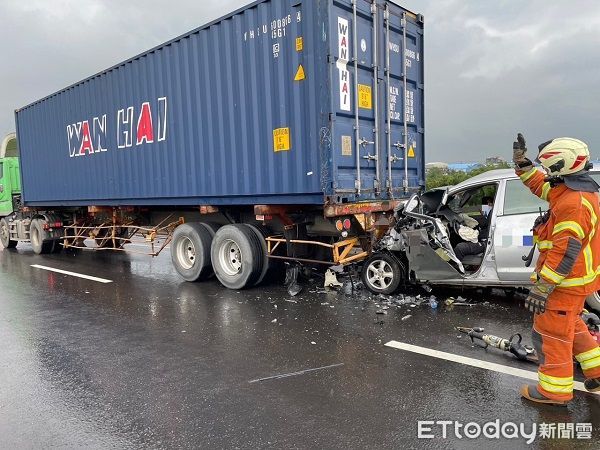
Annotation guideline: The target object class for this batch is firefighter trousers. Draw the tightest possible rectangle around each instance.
[532,290,600,401]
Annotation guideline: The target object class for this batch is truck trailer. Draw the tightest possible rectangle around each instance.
[1,0,425,290]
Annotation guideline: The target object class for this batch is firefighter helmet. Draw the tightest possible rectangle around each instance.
[537,137,590,177]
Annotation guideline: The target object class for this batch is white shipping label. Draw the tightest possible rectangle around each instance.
[337,17,351,112]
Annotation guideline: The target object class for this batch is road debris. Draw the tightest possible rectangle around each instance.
[429,296,438,309]
[445,297,476,307]
[324,269,343,289]
[401,315,412,321]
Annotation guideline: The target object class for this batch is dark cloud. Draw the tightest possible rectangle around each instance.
[1,0,599,162]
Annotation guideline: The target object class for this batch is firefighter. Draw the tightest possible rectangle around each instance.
[513,133,600,405]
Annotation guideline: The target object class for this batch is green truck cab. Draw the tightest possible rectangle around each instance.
[0,133,22,250]
[0,133,21,217]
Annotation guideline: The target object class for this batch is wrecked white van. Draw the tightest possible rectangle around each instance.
[361,169,600,311]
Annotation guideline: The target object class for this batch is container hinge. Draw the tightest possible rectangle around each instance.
[371,2,377,13]
[355,179,361,192]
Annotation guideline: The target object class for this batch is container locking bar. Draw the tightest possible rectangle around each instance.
[371,0,381,195]
[384,4,393,195]
[402,12,409,194]
[352,0,362,195]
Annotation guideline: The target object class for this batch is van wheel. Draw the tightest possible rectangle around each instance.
[361,253,403,295]
[0,218,17,249]
[30,219,53,254]
[211,224,264,290]
[171,223,213,282]
[586,292,600,314]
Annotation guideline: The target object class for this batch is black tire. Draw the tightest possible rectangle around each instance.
[51,239,63,254]
[361,252,403,295]
[586,292,600,314]
[199,222,221,238]
[171,223,213,282]
[246,224,270,286]
[210,224,264,290]
[30,219,53,255]
[0,218,17,249]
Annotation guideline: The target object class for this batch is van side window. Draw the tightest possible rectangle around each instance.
[0,162,3,179]
[503,179,548,215]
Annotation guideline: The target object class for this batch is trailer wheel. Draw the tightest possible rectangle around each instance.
[171,223,213,282]
[247,224,270,286]
[0,218,17,249]
[586,292,600,314]
[199,222,221,237]
[211,224,264,290]
[30,219,53,254]
[361,253,403,295]
[51,240,63,254]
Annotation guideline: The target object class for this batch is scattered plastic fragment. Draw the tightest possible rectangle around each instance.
[401,315,412,321]
[271,319,278,323]
[311,341,316,345]
[376,310,388,315]
[429,296,438,309]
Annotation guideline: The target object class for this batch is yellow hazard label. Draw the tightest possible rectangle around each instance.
[294,64,305,81]
[296,37,304,52]
[273,128,291,152]
[408,146,416,158]
[358,84,372,109]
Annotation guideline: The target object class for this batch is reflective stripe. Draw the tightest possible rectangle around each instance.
[558,265,600,287]
[530,273,538,282]
[540,265,565,284]
[538,240,553,250]
[538,372,574,393]
[557,245,596,288]
[552,221,585,239]
[576,347,600,371]
[580,355,600,371]
[582,197,598,227]
[582,197,597,239]
[541,182,551,201]
[575,346,600,363]
[520,167,537,182]
[583,244,593,277]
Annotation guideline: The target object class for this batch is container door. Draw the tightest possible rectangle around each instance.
[330,0,381,200]
[382,3,424,196]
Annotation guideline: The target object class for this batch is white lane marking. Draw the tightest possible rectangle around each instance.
[31,265,113,284]
[249,363,345,383]
[385,340,599,395]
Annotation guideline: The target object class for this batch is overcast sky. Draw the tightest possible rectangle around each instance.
[1,0,599,163]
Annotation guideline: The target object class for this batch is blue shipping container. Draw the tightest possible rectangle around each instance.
[15,0,424,207]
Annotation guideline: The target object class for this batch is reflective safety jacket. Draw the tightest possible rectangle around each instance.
[518,167,600,297]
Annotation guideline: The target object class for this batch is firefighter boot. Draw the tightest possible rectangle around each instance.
[520,384,569,407]
[584,378,600,392]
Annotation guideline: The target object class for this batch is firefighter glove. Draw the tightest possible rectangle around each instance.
[513,133,533,171]
[524,279,555,315]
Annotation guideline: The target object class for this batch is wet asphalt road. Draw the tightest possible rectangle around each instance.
[1,244,599,449]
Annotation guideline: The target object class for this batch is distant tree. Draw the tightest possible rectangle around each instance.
[425,162,510,190]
